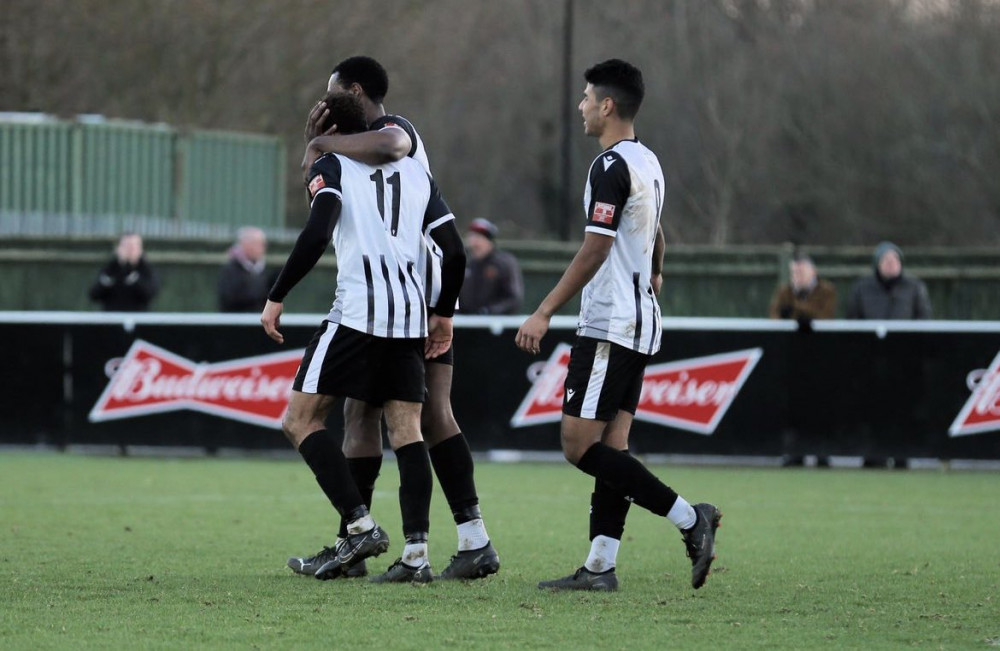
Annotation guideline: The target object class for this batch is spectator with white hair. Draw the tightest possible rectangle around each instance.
[218,226,273,312]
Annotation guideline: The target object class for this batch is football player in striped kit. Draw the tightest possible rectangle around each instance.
[286,57,500,582]
[262,92,466,584]
[516,59,722,591]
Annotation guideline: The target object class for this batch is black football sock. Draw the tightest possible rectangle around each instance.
[589,450,633,541]
[428,433,481,523]
[337,455,383,539]
[298,430,365,518]
[575,442,678,517]
[394,441,432,538]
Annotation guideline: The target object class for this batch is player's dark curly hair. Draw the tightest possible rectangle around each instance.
[331,56,389,104]
[319,92,369,136]
[584,59,645,120]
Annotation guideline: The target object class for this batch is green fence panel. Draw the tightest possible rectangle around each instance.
[77,120,175,220]
[0,120,74,214]
[2,116,283,234]
[177,131,285,230]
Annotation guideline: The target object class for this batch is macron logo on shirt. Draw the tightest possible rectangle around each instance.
[603,155,617,171]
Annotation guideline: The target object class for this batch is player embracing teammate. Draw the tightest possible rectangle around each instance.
[278,57,499,583]
[266,57,721,591]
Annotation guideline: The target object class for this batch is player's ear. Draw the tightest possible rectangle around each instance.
[349,82,365,98]
[600,96,615,118]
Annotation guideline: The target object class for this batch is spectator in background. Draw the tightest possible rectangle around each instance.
[769,252,837,323]
[88,231,159,311]
[847,241,932,320]
[458,218,523,315]
[848,241,931,470]
[770,251,837,468]
[218,226,272,313]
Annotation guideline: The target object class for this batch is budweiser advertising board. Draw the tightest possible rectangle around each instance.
[949,350,1000,437]
[510,344,763,435]
[89,340,303,429]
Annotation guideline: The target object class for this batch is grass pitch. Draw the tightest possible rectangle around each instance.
[1,452,998,649]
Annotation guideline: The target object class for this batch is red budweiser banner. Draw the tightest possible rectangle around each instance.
[89,340,303,429]
[511,344,762,435]
[949,350,1000,437]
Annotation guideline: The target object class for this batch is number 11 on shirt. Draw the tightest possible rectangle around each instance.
[370,170,401,236]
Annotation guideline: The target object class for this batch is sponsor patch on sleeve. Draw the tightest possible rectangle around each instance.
[592,201,616,225]
[308,174,326,197]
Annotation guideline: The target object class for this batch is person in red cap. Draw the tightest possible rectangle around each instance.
[458,218,524,315]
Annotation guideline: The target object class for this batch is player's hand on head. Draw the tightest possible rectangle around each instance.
[261,300,285,344]
[304,100,329,143]
[515,313,549,355]
[425,315,453,359]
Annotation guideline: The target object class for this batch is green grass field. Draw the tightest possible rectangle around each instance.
[1,452,998,649]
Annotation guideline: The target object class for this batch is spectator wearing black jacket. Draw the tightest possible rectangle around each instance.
[458,218,523,315]
[847,241,931,470]
[218,226,273,313]
[847,241,932,320]
[88,232,159,311]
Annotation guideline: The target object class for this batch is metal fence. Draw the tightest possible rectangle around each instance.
[0,113,285,233]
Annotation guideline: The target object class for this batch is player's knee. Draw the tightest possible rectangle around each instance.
[281,411,316,449]
[280,414,301,447]
[559,435,586,465]
[421,407,458,444]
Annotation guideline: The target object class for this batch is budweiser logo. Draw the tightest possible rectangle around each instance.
[511,344,762,435]
[949,351,1000,437]
[89,340,304,429]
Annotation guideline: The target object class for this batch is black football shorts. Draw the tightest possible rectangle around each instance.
[293,321,425,405]
[563,336,650,421]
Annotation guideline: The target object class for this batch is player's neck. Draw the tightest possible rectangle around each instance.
[366,102,388,123]
[598,121,635,150]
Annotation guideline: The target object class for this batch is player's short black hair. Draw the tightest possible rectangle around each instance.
[584,59,645,120]
[319,92,369,135]
[332,56,389,104]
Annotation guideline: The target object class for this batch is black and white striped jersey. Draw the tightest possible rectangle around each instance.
[577,139,665,356]
[371,114,430,172]
[370,114,448,312]
[306,152,454,338]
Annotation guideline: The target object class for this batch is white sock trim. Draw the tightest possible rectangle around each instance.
[346,514,375,535]
[667,496,697,530]
[456,518,490,552]
[584,535,620,573]
[402,543,428,568]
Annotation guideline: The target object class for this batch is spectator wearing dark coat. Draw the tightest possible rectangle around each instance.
[218,226,272,313]
[847,241,932,320]
[88,232,160,311]
[458,218,523,315]
[847,241,931,470]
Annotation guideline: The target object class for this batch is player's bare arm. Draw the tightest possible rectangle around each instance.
[303,128,412,170]
[515,233,613,354]
[651,224,665,296]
